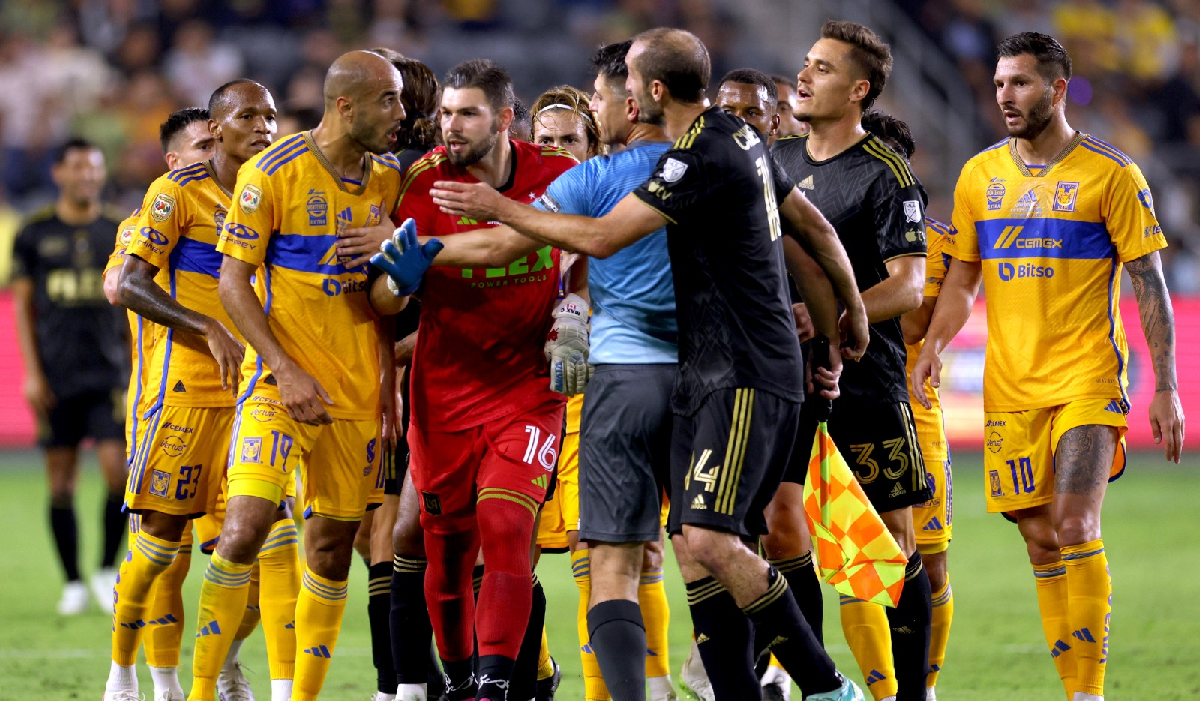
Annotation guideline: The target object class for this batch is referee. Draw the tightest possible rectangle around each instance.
[12,138,129,615]
[429,27,868,701]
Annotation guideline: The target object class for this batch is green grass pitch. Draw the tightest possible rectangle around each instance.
[0,450,1197,700]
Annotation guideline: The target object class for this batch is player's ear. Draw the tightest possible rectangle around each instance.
[850,79,869,105]
[498,105,514,133]
[1052,77,1069,105]
[625,95,638,124]
[770,113,781,139]
[164,152,178,171]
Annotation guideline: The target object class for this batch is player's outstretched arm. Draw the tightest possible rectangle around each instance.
[860,255,925,324]
[1125,251,1185,462]
[218,255,334,425]
[910,256,981,409]
[117,254,245,393]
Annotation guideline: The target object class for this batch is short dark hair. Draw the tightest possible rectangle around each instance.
[208,78,262,118]
[821,20,892,112]
[997,32,1072,82]
[771,75,795,92]
[52,137,99,164]
[159,107,211,153]
[861,111,914,159]
[511,98,532,141]
[631,27,710,103]
[443,59,515,115]
[592,41,632,94]
[719,68,778,106]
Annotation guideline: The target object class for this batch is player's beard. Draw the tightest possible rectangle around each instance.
[1006,89,1054,140]
[633,86,665,126]
[350,116,396,155]
[446,125,500,167]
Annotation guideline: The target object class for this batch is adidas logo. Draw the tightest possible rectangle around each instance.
[196,621,222,637]
[695,633,710,644]
[1104,400,1124,413]
[1051,639,1072,658]
[691,494,706,510]
[285,621,295,629]
[147,614,179,626]
[457,216,478,226]
[865,670,886,686]
[923,517,942,531]
[531,475,548,489]
[303,644,333,658]
[119,619,147,630]
[890,482,907,498]
[1072,628,1096,643]
[1013,189,1040,214]
[173,380,187,392]
[798,175,814,190]
[581,643,594,654]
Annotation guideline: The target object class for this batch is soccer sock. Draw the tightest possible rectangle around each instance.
[1062,540,1111,698]
[1033,559,1076,696]
[639,567,671,679]
[685,576,758,700]
[572,548,609,700]
[742,566,840,697]
[189,553,253,701]
[886,552,933,701]
[293,568,349,701]
[145,544,191,669]
[771,552,824,644]
[259,518,300,683]
[839,596,897,701]
[101,491,128,569]
[49,499,81,582]
[475,498,538,697]
[392,555,434,685]
[439,657,476,701]
[149,665,185,700]
[537,624,554,680]
[424,528,480,663]
[111,532,180,668]
[234,563,262,641]
[927,578,953,689]
[368,561,397,694]
[587,599,647,701]
[509,573,547,701]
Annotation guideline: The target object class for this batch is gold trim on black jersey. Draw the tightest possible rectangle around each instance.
[863,137,915,188]
[1007,131,1085,178]
[674,115,706,150]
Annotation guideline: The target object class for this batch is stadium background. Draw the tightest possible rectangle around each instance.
[0,0,1195,699]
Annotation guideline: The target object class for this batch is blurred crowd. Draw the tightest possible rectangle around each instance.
[0,0,1196,288]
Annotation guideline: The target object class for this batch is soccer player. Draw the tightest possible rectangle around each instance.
[716,69,781,143]
[912,33,1185,701]
[12,138,129,615]
[771,22,934,701]
[511,97,534,142]
[428,27,868,701]
[531,85,603,162]
[772,76,808,141]
[104,80,281,701]
[861,111,956,701]
[186,51,416,701]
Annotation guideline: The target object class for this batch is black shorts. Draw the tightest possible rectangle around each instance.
[577,364,674,544]
[784,398,932,513]
[385,368,414,496]
[38,389,125,449]
[669,387,799,538]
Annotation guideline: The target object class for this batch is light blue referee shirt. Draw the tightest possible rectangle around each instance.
[533,140,677,364]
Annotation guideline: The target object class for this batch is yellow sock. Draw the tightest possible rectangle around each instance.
[537,624,555,680]
[1033,559,1076,697]
[112,532,181,666]
[927,579,953,688]
[572,548,609,701]
[144,544,191,668]
[839,596,897,701]
[259,519,300,681]
[293,568,349,701]
[1062,540,1110,698]
[235,562,262,640]
[639,567,671,678]
[188,553,253,701]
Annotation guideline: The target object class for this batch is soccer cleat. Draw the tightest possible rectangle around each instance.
[102,691,143,701]
[370,694,397,701]
[679,640,714,701]
[802,674,864,701]
[535,656,561,701]
[925,688,936,701]
[155,691,185,701]
[58,580,89,615]
[217,661,255,701]
[92,567,119,614]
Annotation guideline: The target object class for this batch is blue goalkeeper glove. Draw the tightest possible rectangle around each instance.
[370,218,443,296]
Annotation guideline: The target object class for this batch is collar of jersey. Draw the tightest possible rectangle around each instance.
[802,132,872,166]
[1006,130,1084,178]
[304,130,372,195]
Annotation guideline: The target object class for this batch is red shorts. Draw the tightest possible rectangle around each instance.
[409,400,565,534]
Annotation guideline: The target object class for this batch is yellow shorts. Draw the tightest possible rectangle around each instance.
[125,405,233,517]
[227,399,382,521]
[913,457,953,553]
[190,451,298,553]
[984,398,1127,513]
[537,430,579,550]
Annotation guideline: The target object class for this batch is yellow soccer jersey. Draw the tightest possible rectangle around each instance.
[218,132,404,420]
[127,161,242,408]
[948,134,1167,412]
[906,219,952,460]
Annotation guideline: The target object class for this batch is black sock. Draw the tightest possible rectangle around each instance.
[49,500,80,582]
[587,599,646,701]
[771,553,823,645]
[101,491,127,569]
[427,642,446,698]
[368,562,397,693]
[472,563,485,599]
[476,653,515,701]
[685,576,758,700]
[742,566,839,697]
[887,551,932,701]
[440,656,475,701]
[508,573,546,701]
[391,555,433,686]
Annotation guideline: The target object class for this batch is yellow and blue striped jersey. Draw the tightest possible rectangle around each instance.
[127,161,240,408]
[906,219,953,461]
[947,134,1167,412]
[218,132,404,420]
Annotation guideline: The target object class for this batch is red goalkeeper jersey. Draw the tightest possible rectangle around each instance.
[396,140,577,431]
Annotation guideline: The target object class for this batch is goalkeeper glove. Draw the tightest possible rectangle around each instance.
[545,293,592,396]
[369,218,443,296]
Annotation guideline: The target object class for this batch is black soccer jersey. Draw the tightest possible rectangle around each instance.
[633,107,802,415]
[771,133,927,404]
[12,207,129,399]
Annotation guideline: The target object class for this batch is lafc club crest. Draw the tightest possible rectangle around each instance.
[661,157,688,183]
[150,193,176,222]
[240,184,263,214]
[1052,181,1079,213]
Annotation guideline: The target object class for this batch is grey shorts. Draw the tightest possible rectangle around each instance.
[577,364,675,544]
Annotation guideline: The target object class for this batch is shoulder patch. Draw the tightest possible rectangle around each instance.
[150,192,176,222]
[239,184,263,214]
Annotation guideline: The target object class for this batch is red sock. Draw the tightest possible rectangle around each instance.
[423,526,480,662]
[475,498,536,659]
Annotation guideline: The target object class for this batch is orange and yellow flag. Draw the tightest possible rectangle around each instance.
[802,421,907,607]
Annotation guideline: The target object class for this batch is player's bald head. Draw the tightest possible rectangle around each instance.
[324,50,402,106]
[209,79,271,119]
[629,28,710,104]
